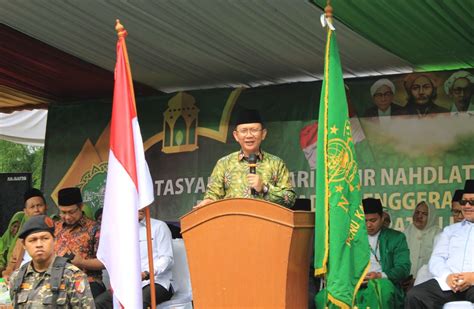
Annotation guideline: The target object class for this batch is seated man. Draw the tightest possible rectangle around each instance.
[195,109,295,208]
[405,180,474,308]
[356,198,411,309]
[413,189,465,286]
[2,188,48,279]
[95,207,174,308]
[8,215,94,307]
[316,198,410,309]
[54,187,105,297]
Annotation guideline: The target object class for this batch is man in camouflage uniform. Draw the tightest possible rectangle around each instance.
[195,109,296,208]
[9,215,95,308]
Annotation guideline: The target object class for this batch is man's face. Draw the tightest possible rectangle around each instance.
[233,123,267,156]
[373,85,394,111]
[24,196,47,217]
[451,201,464,223]
[460,193,474,222]
[410,76,434,105]
[413,202,429,230]
[138,209,145,221]
[23,231,55,264]
[58,204,83,226]
[365,213,384,236]
[451,78,473,106]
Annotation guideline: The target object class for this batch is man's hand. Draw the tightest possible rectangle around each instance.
[194,199,213,209]
[455,272,474,292]
[362,271,381,283]
[70,254,85,268]
[247,174,263,193]
[141,271,150,281]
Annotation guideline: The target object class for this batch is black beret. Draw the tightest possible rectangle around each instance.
[58,187,82,206]
[463,180,474,194]
[235,109,263,126]
[452,190,464,202]
[24,188,45,204]
[18,215,55,239]
[362,198,383,215]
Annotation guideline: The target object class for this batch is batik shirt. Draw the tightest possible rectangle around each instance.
[54,216,101,283]
[9,258,95,308]
[204,150,295,207]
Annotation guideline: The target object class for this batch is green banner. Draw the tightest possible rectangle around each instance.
[42,69,474,228]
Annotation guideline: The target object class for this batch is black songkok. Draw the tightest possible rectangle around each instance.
[235,109,263,126]
[23,188,44,204]
[463,179,474,194]
[58,187,83,206]
[452,190,464,202]
[362,198,383,216]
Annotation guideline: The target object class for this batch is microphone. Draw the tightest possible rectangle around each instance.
[248,153,257,196]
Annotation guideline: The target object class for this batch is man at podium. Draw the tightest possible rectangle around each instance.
[195,109,295,208]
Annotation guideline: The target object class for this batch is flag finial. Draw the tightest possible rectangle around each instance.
[320,2,335,30]
[324,2,333,22]
[115,19,128,38]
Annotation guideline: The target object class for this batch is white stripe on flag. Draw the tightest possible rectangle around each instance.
[97,150,143,308]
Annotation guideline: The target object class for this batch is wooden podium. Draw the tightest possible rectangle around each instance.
[180,198,314,308]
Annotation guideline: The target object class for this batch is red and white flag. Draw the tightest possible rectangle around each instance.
[97,21,154,308]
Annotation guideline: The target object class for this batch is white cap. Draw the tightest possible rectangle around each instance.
[444,70,474,95]
[370,78,395,97]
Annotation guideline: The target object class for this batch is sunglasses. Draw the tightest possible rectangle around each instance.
[459,199,474,206]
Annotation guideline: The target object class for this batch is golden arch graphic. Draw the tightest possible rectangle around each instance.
[144,87,244,151]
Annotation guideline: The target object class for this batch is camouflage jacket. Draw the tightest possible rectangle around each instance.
[204,150,296,207]
[9,259,95,308]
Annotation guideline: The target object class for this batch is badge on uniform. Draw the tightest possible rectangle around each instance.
[74,279,86,294]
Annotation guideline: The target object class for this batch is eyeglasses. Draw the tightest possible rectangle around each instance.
[459,200,474,206]
[451,209,463,216]
[373,91,393,99]
[236,128,263,136]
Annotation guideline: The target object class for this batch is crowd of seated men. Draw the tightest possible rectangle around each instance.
[0,187,175,308]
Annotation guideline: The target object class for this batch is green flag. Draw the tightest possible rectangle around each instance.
[314,27,370,308]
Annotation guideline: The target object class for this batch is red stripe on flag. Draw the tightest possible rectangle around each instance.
[110,36,138,188]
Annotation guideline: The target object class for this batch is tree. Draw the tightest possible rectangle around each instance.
[0,140,44,188]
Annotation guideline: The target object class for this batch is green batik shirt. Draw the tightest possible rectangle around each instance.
[9,258,95,308]
[204,150,296,207]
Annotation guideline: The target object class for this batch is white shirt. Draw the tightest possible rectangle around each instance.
[139,218,173,290]
[429,220,474,291]
[368,231,387,278]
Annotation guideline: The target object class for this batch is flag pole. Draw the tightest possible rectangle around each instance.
[145,206,157,309]
[114,20,156,308]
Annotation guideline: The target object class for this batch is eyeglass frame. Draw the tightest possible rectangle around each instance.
[235,127,264,136]
[373,91,394,99]
[458,199,474,206]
